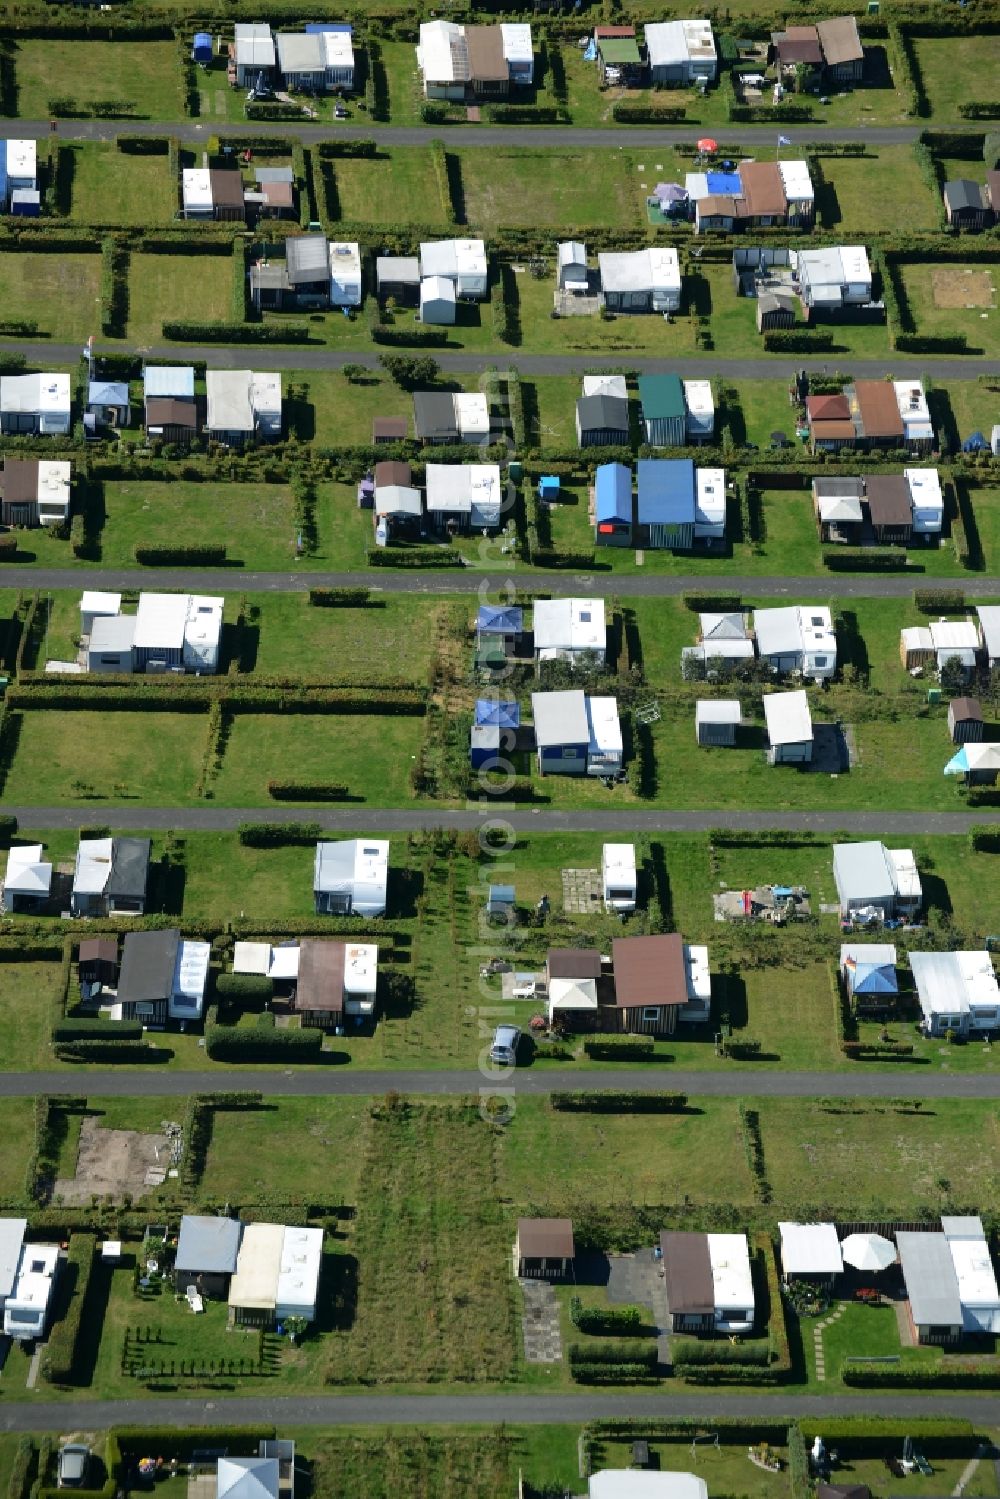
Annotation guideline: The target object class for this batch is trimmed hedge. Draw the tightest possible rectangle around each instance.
[970,825,1000,853]
[843,1360,1000,1388]
[825,548,910,571]
[550,1091,687,1113]
[205,1017,325,1062]
[895,332,969,354]
[134,544,226,565]
[52,1019,143,1042]
[41,1234,96,1384]
[530,548,596,569]
[308,588,371,607]
[569,1340,659,1369]
[161,321,309,343]
[214,973,273,1001]
[54,1040,167,1063]
[672,1337,771,1367]
[582,1035,654,1061]
[367,547,465,567]
[611,102,687,123]
[915,587,965,612]
[763,328,835,352]
[237,822,323,847]
[268,781,350,801]
[842,1039,914,1059]
[117,1428,274,1458]
[6,1439,34,1499]
[805,1418,973,1451]
[485,104,572,124]
[571,1299,647,1335]
[958,102,1000,119]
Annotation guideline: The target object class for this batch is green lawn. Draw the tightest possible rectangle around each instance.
[326,1101,517,1385]
[758,1097,1000,1210]
[912,34,1000,120]
[210,710,425,806]
[67,144,177,227]
[0,961,64,1071]
[816,148,942,234]
[701,263,893,360]
[98,480,305,570]
[0,1099,36,1199]
[127,252,235,343]
[326,148,452,226]
[251,593,441,679]
[458,148,646,230]
[0,253,101,343]
[497,1095,752,1209]
[2,711,206,805]
[13,39,183,119]
[202,1097,370,1202]
[307,1428,514,1499]
[898,260,1000,358]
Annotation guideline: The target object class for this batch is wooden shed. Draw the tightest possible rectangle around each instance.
[696,699,741,746]
[899,626,934,671]
[515,1217,575,1280]
[948,696,984,745]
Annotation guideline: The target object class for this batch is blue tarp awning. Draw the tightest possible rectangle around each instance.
[0,151,7,208]
[192,31,212,60]
[538,475,560,500]
[475,699,520,729]
[851,963,898,995]
[306,21,352,31]
[637,458,695,526]
[488,883,515,904]
[88,380,129,407]
[707,171,742,195]
[962,431,987,452]
[477,605,523,636]
[595,462,632,524]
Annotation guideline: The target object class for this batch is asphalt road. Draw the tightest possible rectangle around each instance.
[5,338,1000,383]
[0,1392,997,1432]
[0,119,925,149]
[12,569,1000,599]
[6,807,1000,834]
[0,1068,997,1099]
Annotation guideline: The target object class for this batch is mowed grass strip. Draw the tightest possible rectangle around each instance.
[758,1098,1000,1210]
[211,711,424,806]
[0,253,101,342]
[0,961,64,1071]
[329,149,452,225]
[67,144,177,227]
[817,148,941,233]
[0,1099,37,1198]
[99,481,302,570]
[201,1098,370,1205]
[1,710,205,806]
[911,34,1000,120]
[498,1096,752,1209]
[457,149,644,229]
[13,39,183,118]
[251,594,441,681]
[328,1101,516,1384]
[897,260,1000,357]
[127,251,234,342]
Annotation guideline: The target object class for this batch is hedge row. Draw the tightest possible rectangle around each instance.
[550,1091,687,1113]
[41,1234,96,1384]
[54,1040,167,1064]
[763,328,835,352]
[842,1040,914,1059]
[825,548,910,572]
[205,1014,325,1062]
[672,1336,771,1367]
[308,588,371,607]
[915,587,965,611]
[366,547,465,567]
[895,332,970,353]
[569,1340,659,1369]
[51,1019,143,1042]
[807,1418,974,1451]
[161,321,309,343]
[214,973,273,1001]
[970,825,1000,853]
[268,781,350,801]
[611,101,687,123]
[484,104,572,124]
[843,1360,1000,1388]
[582,1035,654,1061]
[237,822,323,847]
[6,1439,34,1499]
[116,1428,275,1458]
[134,544,226,565]
[570,1298,647,1335]
[957,101,1000,119]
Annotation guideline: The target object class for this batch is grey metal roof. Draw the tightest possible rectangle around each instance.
[897,1232,963,1328]
[412,391,458,439]
[175,1215,243,1275]
[89,614,136,653]
[942,1216,985,1240]
[577,394,629,433]
[117,929,180,1004]
[255,167,294,185]
[944,179,986,213]
[285,234,329,285]
[376,256,420,285]
[832,841,895,904]
[106,837,151,902]
[531,689,590,749]
[0,1218,27,1300]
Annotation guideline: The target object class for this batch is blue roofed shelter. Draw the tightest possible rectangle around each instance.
[192,32,213,62]
[476,604,523,670]
[840,943,898,1017]
[470,698,519,769]
[637,458,695,550]
[538,475,560,502]
[487,883,516,917]
[88,380,130,428]
[595,462,633,546]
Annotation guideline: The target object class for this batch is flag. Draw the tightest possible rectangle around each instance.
[778,134,792,146]
[843,954,857,970]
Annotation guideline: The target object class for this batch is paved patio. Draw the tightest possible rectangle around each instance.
[519,1279,563,1363]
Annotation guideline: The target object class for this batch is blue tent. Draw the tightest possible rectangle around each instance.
[850,963,898,995]
[962,431,987,452]
[594,462,632,546]
[476,605,523,637]
[192,32,213,62]
[474,699,520,729]
[0,149,7,210]
[538,475,560,502]
[706,171,742,195]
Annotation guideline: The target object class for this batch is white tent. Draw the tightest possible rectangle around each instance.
[840,1232,896,1272]
[217,1458,279,1499]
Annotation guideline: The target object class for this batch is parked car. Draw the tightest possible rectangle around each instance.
[58,1447,92,1489]
[490,1024,521,1066]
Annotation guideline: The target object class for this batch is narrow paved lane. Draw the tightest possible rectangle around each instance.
[0,1068,996,1099]
[6,807,1000,834]
[0,1392,997,1432]
[5,339,1000,382]
[10,570,1000,599]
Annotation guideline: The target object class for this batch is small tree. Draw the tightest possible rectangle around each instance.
[284,1315,308,1346]
[342,363,366,385]
[378,353,440,390]
[939,653,969,699]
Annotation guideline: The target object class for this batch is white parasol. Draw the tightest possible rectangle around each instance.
[840,1232,896,1272]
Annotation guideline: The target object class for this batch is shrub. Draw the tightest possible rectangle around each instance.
[958,102,1000,120]
[6,1438,34,1499]
[825,548,910,572]
[569,1341,659,1369]
[267,781,350,801]
[41,1234,96,1384]
[51,1019,143,1042]
[214,973,274,1001]
[485,104,572,124]
[117,1428,274,1459]
[672,1337,771,1366]
[0,533,18,558]
[550,1091,687,1113]
[134,544,226,565]
[683,594,741,612]
[611,102,687,123]
[570,1299,647,1335]
[367,547,464,568]
[582,1035,654,1061]
[895,332,969,354]
[970,825,1000,853]
[763,329,835,353]
[54,1040,167,1063]
[491,274,513,344]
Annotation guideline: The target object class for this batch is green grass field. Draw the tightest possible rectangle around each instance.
[816,148,941,234]
[701,263,893,360]
[458,148,646,230]
[912,34,1000,120]
[127,251,235,343]
[2,711,205,805]
[0,252,101,343]
[898,260,1000,357]
[67,144,177,226]
[210,710,425,806]
[326,148,452,226]
[251,594,440,680]
[97,480,304,570]
[201,1097,370,1202]
[0,1099,36,1198]
[0,962,64,1071]
[12,39,183,119]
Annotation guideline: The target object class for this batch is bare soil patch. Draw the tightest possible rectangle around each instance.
[931,266,995,309]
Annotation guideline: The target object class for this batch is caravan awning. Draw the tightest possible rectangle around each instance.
[945,743,1000,776]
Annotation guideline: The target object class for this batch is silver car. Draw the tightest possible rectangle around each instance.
[490,1024,521,1067]
[58,1447,91,1489]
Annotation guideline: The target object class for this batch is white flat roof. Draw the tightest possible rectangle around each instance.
[419,237,486,279]
[171,939,210,1020]
[80,590,121,618]
[182,169,213,211]
[0,373,70,416]
[895,380,930,423]
[901,625,934,651]
[598,247,680,294]
[534,597,606,654]
[276,1224,323,1316]
[948,1234,1000,1320]
[425,462,500,515]
[74,837,113,896]
[906,466,943,510]
[234,23,276,68]
[233,941,270,975]
[684,380,714,415]
[930,620,979,651]
[779,1222,844,1276]
[134,592,188,650]
[590,1474,708,1499]
[602,843,636,878]
[910,949,999,1017]
[754,605,803,657]
[453,391,490,435]
[587,695,622,756]
[696,698,741,724]
[4,845,51,896]
[764,689,812,746]
[329,241,361,282]
[501,22,533,63]
[531,688,589,748]
[276,32,325,73]
[343,942,378,995]
[417,20,467,84]
[323,30,354,67]
[230,1222,284,1311]
[977,605,1000,657]
[685,943,711,1002]
[696,468,725,523]
[886,847,920,900]
[778,159,814,200]
[0,1220,27,1300]
[707,1233,754,1309]
[6,140,36,178]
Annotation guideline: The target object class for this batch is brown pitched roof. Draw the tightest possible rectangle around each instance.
[465,24,508,82]
[865,473,912,527]
[816,14,863,66]
[79,937,118,965]
[661,1230,714,1314]
[547,947,602,980]
[261,180,294,209]
[987,171,1000,210]
[373,417,408,440]
[950,696,983,722]
[813,421,857,440]
[296,938,344,1013]
[854,380,904,440]
[738,161,787,218]
[145,397,197,430]
[209,168,246,209]
[594,25,636,37]
[0,459,38,505]
[698,194,739,218]
[517,1217,575,1260]
[374,460,412,488]
[807,394,850,422]
[611,933,687,1009]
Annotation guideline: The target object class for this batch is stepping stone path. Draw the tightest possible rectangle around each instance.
[561,867,601,914]
[812,1301,847,1381]
[519,1279,563,1363]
